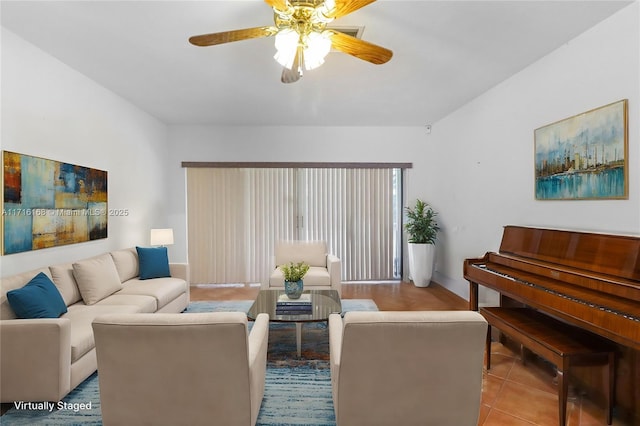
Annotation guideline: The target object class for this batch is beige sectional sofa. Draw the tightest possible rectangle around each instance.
[0,247,189,403]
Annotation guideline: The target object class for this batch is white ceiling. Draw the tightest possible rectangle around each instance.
[1,1,632,126]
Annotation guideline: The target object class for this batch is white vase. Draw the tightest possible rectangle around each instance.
[407,243,435,287]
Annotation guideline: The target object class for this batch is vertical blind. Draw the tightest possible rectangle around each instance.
[186,167,401,285]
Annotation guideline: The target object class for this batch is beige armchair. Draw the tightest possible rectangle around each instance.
[266,240,341,296]
[329,311,487,426]
[92,312,269,426]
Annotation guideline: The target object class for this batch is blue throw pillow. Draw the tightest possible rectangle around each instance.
[7,272,68,319]
[136,246,171,280]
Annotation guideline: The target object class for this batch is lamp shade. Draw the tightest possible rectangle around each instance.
[274,29,331,71]
[274,28,299,69]
[303,31,331,70]
[150,228,174,246]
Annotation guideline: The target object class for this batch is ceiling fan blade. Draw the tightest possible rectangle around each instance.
[327,0,377,19]
[189,26,277,47]
[329,31,392,65]
[281,46,304,84]
[264,0,290,12]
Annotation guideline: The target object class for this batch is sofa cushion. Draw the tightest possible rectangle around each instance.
[275,241,327,267]
[49,263,83,306]
[96,294,157,313]
[0,267,51,320]
[110,248,139,283]
[6,272,68,319]
[64,304,141,362]
[118,278,186,310]
[136,246,171,280]
[73,254,123,305]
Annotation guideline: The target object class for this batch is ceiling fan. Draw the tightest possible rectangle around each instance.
[189,0,393,83]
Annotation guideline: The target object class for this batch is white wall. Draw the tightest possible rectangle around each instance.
[418,3,640,301]
[1,29,170,277]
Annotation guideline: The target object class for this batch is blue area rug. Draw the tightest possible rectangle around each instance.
[1,299,377,426]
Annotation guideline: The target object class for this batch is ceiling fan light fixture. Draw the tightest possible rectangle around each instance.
[316,0,337,23]
[274,28,299,69]
[274,28,331,71]
[324,0,336,12]
[303,30,331,70]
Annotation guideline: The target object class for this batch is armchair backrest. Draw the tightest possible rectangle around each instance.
[335,311,487,426]
[275,240,327,267]
[93,312,253,426]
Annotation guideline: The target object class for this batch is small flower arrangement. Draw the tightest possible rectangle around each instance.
[281,261,310,282]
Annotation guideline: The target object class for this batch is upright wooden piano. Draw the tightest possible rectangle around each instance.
[464,225,640,421]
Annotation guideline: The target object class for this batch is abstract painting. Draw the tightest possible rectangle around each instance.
[534,99,628,200]
[2,151,107,254]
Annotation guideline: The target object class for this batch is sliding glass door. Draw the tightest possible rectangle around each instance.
[186,166,402,284]
[299,168,401,281]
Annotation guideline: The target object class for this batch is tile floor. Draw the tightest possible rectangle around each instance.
[480,341,629,426]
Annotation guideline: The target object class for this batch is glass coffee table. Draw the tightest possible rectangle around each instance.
[247,289,342,357]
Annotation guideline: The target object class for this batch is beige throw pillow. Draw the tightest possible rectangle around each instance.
[275,241,327,267]
[110,248,139,282]
[72,254,123,305]
[49,263,83,306]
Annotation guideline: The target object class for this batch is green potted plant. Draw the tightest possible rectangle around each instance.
[404,199,440,287]
[281,261,310,299]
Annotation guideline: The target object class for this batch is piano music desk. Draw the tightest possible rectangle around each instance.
[480,307,615,426]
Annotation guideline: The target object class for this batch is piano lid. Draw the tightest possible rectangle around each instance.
[499,225,640,282]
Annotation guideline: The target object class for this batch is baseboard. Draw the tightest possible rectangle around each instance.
[431,272,471,303]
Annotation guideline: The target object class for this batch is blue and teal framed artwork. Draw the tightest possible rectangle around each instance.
[534,99,628,200]
[2,151,108,255]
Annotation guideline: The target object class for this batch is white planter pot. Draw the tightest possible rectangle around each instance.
[407,243,435,287]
